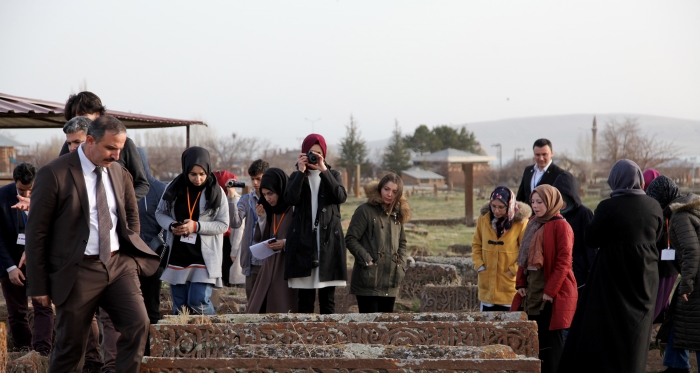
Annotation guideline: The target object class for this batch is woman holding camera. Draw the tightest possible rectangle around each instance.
[285,134,348,314]
[156,147,229,315]
[346,173,410,313]
[247,168,298,313]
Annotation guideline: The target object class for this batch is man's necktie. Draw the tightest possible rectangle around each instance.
[94,167,113,264]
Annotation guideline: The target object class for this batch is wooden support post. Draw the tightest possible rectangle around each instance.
[462,162,474,226]
[186,125,191,149]
[355,164,361,198]
[342,168,349,190]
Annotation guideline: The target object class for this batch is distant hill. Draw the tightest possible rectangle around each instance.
[367,113,700,164]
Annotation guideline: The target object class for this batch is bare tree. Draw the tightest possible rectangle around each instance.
[16,136,64,168]
[132,129,185,181]
[600,118,679,170]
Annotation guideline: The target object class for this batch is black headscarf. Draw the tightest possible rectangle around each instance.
[258,168,289,215]
[162,146,222,214]
[646,175,680,211]
[608,159,646,197]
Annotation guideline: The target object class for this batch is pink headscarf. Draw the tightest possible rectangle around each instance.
[643,169,659,191]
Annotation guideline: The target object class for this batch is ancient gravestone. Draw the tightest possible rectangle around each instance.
[150,312,539,358]
[141,344,540,372]
[414,256,477,285]
[420,285,480,312]
[6,351,49,373]
[0,322,6,370]
[399,262,460,299]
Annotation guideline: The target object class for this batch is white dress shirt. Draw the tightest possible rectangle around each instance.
[78,145,120,255]
[530,160,553,193]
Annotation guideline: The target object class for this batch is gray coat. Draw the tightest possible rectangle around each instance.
[155,189,229,279]
[230,191,263,276]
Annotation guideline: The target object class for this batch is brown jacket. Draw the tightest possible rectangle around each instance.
[25,150,159,306]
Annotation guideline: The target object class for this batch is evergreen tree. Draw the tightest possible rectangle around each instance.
[405,124,479,153]
[337,115,369,192]
[382,120,412,174]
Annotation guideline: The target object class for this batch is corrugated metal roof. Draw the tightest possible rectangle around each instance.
[0,93,206,129]
[402,168,445,179]
[412,148,496,163]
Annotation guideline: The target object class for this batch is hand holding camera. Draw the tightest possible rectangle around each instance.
[297,151,327,173]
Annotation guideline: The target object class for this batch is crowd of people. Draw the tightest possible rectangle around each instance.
[0,91,697,373]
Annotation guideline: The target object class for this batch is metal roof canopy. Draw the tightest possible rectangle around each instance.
[0,93,206,147]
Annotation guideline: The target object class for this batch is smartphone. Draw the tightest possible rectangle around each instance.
[171,221,185,227]
[268,238,277,244]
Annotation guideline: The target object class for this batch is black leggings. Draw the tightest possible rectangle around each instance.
[356,295,396,313]
[529,302,564,373]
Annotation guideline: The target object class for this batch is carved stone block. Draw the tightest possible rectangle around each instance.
[414,256,477,285]
[399,262,460,299]
[149,312,538,358]
[420,285,480,312]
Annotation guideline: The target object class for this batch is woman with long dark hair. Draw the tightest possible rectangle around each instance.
[156,147,229,315]
[284,134,347,314]
[247,168,298,313]
[346,173,411,313]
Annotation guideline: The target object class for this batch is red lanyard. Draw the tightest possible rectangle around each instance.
[272,213,286,236]
[666,218,670,247]
[186,188,202,220]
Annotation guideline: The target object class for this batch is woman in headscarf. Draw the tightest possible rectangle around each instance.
[156,147,229,315]
[346,173,411,313]
[284,134,347,314]
[472,186,531,311]
[646,176,682,323]
[652,177,700,373]
[643,168,660,192]
[247,168,298,313]
[558,159,664,373]
[511,184,577,373]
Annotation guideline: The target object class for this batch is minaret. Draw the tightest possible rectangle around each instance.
[591,116,598,163]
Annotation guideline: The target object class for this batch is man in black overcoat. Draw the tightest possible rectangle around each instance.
[515,138,565,204]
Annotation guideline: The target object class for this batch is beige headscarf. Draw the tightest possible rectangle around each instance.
[516,185,564,269]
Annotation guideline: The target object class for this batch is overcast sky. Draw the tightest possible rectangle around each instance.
[2,1,699,150]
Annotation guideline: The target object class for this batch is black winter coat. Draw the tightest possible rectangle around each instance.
[284,167,348,282]
[659,193,700,350]
[553,172,597,288]
[558,194,663,373]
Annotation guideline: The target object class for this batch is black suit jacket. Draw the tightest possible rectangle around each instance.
[0,183,26,277]
[515,162,565,203]
[25,150,159,306]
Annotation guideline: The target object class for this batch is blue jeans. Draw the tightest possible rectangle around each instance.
[663,325,700,369]
[170,282,215,315]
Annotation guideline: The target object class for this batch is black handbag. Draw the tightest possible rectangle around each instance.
[148,230,169,268]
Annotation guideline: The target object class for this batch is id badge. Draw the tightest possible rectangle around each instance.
[16,233,25,245]
[180,233,197,244]
[661,248,675,261]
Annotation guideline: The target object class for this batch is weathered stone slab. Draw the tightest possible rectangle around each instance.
[447,243,472,255]
[0,322,7,370]
[150,312,538,358]
[420,285,480,312]
[141,356,540,373]
[400,262,460,299]
[415,256,477,284]
[7,351,49,373]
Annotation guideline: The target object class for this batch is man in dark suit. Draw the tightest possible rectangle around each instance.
[515,138,565,204]
[0,163,54,356]
[25,115,159,373]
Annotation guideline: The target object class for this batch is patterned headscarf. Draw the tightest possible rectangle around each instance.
[489,186,518,238]
[646,175,680,210]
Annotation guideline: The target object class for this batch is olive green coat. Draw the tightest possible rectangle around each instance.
[346,181,411,297]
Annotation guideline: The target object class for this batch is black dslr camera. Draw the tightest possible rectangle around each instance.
[226,179,246,188]
[306,151,319,165]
